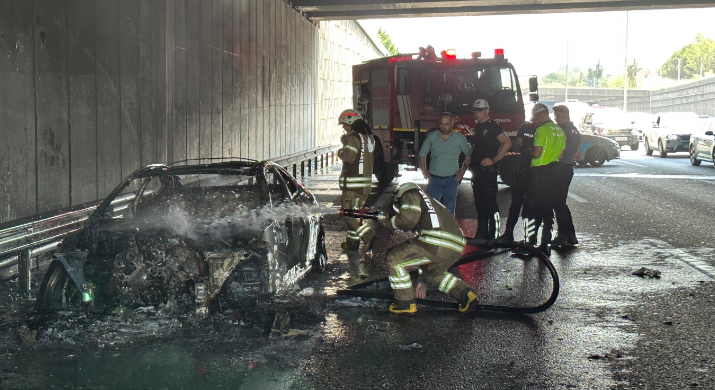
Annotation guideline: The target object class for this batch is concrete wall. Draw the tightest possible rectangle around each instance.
[0,0,382,223]
[540,78,715,115]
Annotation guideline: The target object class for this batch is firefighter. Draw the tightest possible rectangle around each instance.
[382,182,478,314]
[468,99,512,239]
[337,109,377,252]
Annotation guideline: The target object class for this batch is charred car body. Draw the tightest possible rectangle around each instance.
[36,160,327,314]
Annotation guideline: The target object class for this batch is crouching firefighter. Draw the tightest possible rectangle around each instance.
[337,109,377,252]
[382,182,478,314]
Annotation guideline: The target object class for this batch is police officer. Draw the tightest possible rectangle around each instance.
[498,121,535,242]
[521,103,566,256]
[382,182,478,314]
[337,109,377,251]
[468,99,512,239]
[552,105,581,248]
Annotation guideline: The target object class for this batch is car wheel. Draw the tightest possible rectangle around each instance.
[36,262,82,312]
[644,138,653,156]
[658,140,668,158]
[630,142,639,151]
[312,226,328,273]
[586,146,607,167]
[690,146,701,166]
[373,143,397,185]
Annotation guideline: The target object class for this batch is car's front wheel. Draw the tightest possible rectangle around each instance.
[644,138,653,156]
[690,146,702,166]
[659,140,668,158]
[36,262,82,312]
[586,146,607,167]
[312,226,328,273]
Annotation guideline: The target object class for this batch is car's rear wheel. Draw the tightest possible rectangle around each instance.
[373,144,397,185]
[644,138,653,156]
[312,226,328,273]
[630,142,639,151]
[690,146,701,166]
[586,146,607,167]
[36,262,82,312]
[659,140,668,158]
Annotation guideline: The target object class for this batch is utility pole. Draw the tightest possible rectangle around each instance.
[623,10,629,112]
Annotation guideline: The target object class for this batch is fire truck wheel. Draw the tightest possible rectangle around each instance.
[373,149,397,185]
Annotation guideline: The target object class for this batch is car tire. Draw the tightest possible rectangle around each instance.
[312,226,328,273]
[690,146,701,166]
[658,140,668,158]
[36,261,82,312]
[630,142,639,151]
[644,138,653,156]
[373,142,397,185]
[586,146,607,167]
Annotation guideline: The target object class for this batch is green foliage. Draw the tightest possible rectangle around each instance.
[377,28,399,56]
[660,33,715,79]
[541,66,588,87]
[607,74,624,88]
[626,59,640,88]
[586,61,605,87]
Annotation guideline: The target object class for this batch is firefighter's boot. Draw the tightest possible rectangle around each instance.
[389,300,417,314]
[341,239,360,251]
[457,290,478,313]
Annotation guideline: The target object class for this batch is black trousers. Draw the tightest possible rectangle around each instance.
[470,167,499,239]
[554,163,576,238]
[504,166,531,237]
[521,163,560,246]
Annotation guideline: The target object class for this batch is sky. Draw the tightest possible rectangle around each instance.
[358,7,715,79]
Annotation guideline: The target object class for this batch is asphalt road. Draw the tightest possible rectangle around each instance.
[1,146,714,389]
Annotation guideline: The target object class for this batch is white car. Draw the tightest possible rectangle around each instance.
[644,112,701,158]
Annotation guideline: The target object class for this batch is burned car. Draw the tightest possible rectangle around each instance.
[36,159,327,314]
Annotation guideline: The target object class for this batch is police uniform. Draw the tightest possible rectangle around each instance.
[468,119,506,239]
[500,122,535,241]
[338,127,376,250]
[383,182,477,313]
[552,121,581,247]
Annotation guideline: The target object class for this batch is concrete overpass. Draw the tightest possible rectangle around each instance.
[293,0,715,20]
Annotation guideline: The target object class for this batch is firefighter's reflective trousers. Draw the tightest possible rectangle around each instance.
[341,191,376,248]
[386,235,470,303]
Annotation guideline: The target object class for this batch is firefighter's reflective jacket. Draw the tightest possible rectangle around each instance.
[387,183,466,256]
[338,130,374,197]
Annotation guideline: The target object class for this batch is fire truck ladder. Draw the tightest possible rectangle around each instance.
[337,238,559,314]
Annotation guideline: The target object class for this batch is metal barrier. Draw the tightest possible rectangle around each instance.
[0,144,341,295]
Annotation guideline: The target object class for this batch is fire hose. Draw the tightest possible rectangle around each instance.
[336,208,559,314]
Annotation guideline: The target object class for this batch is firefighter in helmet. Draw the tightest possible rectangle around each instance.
[337,109,377,251]
[381,182,478,314]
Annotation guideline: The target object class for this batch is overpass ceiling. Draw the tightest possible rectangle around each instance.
[292,0,715,20]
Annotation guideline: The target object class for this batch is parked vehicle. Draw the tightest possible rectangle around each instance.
[625,111,657,141]
[644,112,701,158]
[36,159,328,314]
[690,117,715,166]
[581,111,640,150]
[575,133,621,167]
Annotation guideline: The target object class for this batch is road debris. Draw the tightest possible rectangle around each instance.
[632,267,661,278]
[399,342,422,351]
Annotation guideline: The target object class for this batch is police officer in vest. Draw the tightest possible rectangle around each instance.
[381,182,478,314]
[468,99,512,239]
[337,109,377,252]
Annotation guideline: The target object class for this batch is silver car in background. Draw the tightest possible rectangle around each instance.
[644,112,701,158]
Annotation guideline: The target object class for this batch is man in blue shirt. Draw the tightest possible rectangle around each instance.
[419,112,472,215]
[551,105,581,248]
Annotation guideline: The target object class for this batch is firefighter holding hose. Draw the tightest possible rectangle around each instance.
[337,109,377,252]
[379,182,478,314]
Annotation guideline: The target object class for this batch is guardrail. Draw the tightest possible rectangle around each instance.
[0,144,341,296]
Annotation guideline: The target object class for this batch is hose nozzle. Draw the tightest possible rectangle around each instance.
[339,207,385,224]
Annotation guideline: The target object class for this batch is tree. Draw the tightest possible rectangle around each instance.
[377,28,399,56]
[660,33,715,79]
[586,61,604,87]
[541,67,587,87]
[626,59,641,88]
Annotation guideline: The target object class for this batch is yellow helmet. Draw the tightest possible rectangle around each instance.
[338,109,363,126]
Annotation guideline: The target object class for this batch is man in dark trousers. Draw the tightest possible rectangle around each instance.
[521,103,565,256]
[551,105,581,248]
[498,121,535,242]
[381,182,478,314]
[468,99,512,239]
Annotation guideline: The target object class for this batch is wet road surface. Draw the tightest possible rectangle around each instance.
[1,146,714,389]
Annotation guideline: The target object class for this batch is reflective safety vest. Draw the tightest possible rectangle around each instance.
[338,131,374,195]
[387,184,466,254]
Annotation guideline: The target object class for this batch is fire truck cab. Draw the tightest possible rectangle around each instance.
[353,46,538,185]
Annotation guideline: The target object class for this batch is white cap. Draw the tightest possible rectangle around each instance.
[530,103,549,120]
[472,99,489,110]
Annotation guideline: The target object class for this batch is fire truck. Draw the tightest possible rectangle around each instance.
[353,46,539,185]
